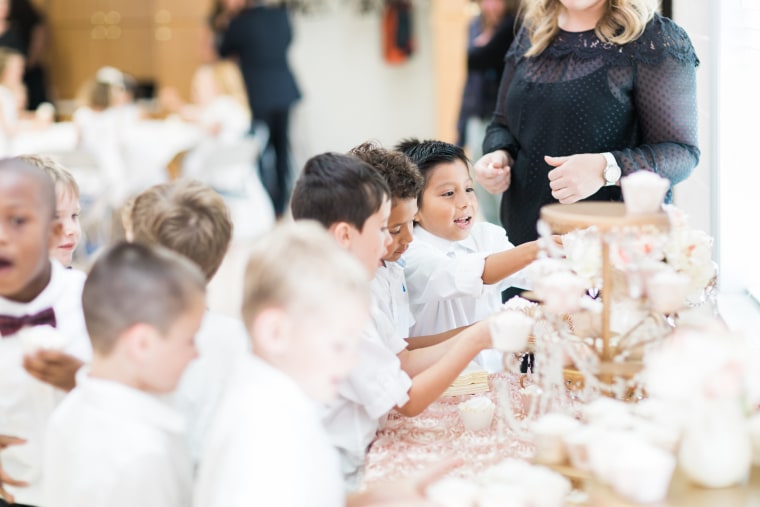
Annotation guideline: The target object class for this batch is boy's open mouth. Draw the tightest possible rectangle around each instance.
[454,216,472,229]
[0,257,13,269]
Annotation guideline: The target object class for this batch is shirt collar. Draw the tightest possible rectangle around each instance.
[77,371,187,434]
[413,224,478,254]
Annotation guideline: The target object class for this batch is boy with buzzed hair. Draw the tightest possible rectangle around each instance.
[0,158,90,507]
[291,152,494,486]
[124,179,249,463]
[43,242,207,507]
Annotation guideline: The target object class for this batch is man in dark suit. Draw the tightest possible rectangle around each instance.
[219,1,301,217]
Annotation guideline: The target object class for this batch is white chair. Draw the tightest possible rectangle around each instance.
[181,135,275,240]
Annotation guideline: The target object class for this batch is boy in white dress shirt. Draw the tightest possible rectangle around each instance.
[42,242,206,507]
[396,139,545,372]
[124,179,249,464]
[195,221,445,506]
[0,158,90,507]
[291,152,494,486]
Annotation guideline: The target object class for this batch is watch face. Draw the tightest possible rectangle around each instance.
[605,164,621,184]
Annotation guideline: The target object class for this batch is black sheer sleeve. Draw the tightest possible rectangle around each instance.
[613,17,700,183]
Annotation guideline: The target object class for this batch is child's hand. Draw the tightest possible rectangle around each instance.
[0,435,28,503]
[474,150,512,194]
[23,350,83,392]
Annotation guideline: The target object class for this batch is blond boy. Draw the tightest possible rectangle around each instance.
[124,179,249,462]
[16,155,82,269]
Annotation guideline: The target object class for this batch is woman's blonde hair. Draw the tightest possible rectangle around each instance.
[206,60,250,114]
[521,0,658,57]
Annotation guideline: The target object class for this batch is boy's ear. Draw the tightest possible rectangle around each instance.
[249,307,292,359]
[328,221,354,250]
[122,323,158,363]
[48,217,63,250]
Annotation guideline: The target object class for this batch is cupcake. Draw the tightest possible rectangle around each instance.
[621,171,670,215]
[458,396,496,432]
[531,413,581,465]
[489,310,534,352]
[425,477,479,507]
[17,325,68,355]
[519,384,543,414]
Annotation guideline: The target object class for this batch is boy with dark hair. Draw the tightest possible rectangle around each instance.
[0,158,90,507]
[291,151,493,486]
[397,138,545,371]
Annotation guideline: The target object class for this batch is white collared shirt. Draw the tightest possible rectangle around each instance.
[322,310,412,487]
[370,261,415,352]
[404,223,527,371]
[172,310,250,465]
[195,355,344,507]
[0,260,91,506]
[43,374,192,507]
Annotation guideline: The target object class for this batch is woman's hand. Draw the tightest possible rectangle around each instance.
[546,153,606,203]
[474,150,512,194]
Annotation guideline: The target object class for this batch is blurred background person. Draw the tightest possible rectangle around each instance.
[0,0,49,110]
[457,0,520,224]
[215,0,301,218]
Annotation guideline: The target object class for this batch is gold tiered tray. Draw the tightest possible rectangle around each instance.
[540,202,670,234]
[539,202,670,389]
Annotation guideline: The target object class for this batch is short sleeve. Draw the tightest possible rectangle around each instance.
[341,326,411,419]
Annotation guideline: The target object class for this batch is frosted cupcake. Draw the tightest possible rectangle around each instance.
[17,325,69,355]
[621,171,670,215]
[531,413,581,465]
[458,396,496,432]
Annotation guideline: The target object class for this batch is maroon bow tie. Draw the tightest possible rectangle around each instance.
[0,307,57,338]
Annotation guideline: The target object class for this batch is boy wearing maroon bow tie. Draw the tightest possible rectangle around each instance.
[0,158,90,507]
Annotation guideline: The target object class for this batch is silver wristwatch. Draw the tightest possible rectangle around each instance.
[602,152,621,186]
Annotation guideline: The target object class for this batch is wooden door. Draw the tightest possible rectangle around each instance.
[45,0,211,101]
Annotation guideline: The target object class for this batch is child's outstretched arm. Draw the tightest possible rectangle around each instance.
[405,325,468,350]
[482,240,541,285]
[482,234,562,285]
[394,321,492,417]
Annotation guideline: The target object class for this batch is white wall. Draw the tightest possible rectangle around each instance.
[671,0,714,239]
[287,3,436,171]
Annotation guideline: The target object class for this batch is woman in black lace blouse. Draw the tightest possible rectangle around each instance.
[473,0,699,245]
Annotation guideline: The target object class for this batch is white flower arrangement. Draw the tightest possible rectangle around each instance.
[662,206,717,303]
[535,205,716,315]
[641,318,760,407]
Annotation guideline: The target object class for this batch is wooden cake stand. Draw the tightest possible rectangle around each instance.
[539,202,670,387]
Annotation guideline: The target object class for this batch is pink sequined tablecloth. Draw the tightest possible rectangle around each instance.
[361,373,570,488]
